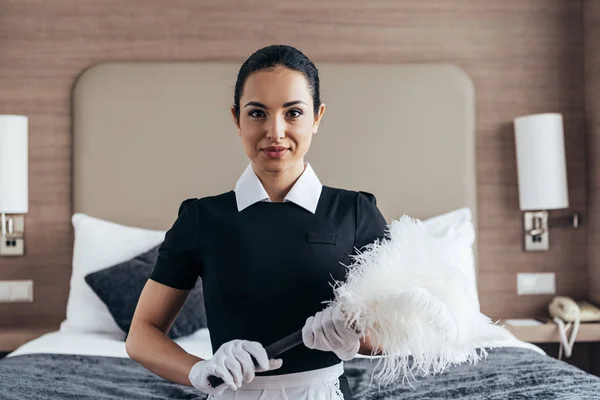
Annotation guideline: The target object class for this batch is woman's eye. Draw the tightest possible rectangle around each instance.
[287,109,303,118]
[248,109,266,118]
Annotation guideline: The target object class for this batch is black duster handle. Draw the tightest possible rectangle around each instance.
[207,330,303,389]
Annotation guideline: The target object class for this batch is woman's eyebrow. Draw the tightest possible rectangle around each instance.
[243,100,308,108]
[244,101,267,108]
[282,100,308,108]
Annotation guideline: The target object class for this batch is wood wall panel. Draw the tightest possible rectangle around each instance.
[0,0,586,326]
[585,0,600,306]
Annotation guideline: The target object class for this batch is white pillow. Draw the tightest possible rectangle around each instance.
[59,213,166,337]
[422,208,479,310]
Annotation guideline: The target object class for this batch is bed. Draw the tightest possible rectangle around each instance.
[2,62,600,399]
[3,331,599,399]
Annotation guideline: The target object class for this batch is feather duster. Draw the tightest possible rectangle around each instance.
[206,214,512,390]
[329,215,509,386]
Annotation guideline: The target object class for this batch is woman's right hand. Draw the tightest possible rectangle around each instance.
[188,339,283,395]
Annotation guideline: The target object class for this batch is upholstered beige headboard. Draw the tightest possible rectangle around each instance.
[73,62,475,233]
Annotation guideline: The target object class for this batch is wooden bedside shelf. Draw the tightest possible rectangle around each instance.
[0,326,55,353]
[501,320,600,343]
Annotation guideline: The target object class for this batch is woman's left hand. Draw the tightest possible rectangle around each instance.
[301,304,361,361]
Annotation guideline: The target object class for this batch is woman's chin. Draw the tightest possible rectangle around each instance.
[260,161,286,173]
[256,158,293,173]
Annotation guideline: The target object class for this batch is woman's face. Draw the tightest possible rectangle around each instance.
[233,66,325,174]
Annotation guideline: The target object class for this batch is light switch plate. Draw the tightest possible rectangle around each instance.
[10,280,33,302]
[0,283,9,302]
[517,273,556,295]
[0,280,33,303]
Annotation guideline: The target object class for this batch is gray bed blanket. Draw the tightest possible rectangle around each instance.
[1,348,599,399]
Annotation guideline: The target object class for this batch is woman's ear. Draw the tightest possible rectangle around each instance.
[313,103,326,134]
[231,106,241,135]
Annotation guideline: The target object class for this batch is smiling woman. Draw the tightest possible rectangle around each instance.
[231,46,326,201]
[125,45,388,400]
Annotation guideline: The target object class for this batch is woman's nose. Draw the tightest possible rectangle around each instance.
[266,116,286,140]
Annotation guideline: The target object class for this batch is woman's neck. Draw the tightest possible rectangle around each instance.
[253,161,306,202]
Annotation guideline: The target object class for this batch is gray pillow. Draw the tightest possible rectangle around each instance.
[84,245,207,340]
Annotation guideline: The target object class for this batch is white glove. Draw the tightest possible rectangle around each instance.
[302,304,361,361]
[188,339,283,395]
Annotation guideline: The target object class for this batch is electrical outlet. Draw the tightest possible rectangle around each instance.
[0,237,25,256]
[517,273,555,295]
[0,280,33,302]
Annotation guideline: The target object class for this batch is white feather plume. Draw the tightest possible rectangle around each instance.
[330,215,509,386]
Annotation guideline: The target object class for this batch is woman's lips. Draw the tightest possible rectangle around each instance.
[262,147,289,159]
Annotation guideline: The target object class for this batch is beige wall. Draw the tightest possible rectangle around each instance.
[0,0,586,326]
[585,0,600,306]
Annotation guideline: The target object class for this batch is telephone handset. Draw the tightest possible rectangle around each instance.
[549,297,600,323]
[548,297,600,360]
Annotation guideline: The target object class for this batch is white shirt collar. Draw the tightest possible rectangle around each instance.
[234,162,323,214]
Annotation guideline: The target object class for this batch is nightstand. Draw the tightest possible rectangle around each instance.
[501,320,600,343]
[0,326,55,356]
[501,319,600,377]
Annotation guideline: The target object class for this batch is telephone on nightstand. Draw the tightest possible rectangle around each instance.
[549,297,600,322]
[548,297,600,360]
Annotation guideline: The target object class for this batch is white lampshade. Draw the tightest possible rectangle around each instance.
[0,115,28,214]
[514,113,568,211]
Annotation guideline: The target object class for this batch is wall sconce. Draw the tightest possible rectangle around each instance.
[0,115,28,256]
[514,113,579,251]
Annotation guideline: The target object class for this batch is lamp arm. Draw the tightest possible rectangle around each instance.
[547,212,582,229]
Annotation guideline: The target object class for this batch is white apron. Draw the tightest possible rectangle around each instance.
[207,362,346,400]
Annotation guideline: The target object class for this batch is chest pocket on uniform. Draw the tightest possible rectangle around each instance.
[307,232,337,244]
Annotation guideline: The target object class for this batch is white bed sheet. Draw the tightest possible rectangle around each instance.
[7,328,214,360]
[7,328,545,360]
